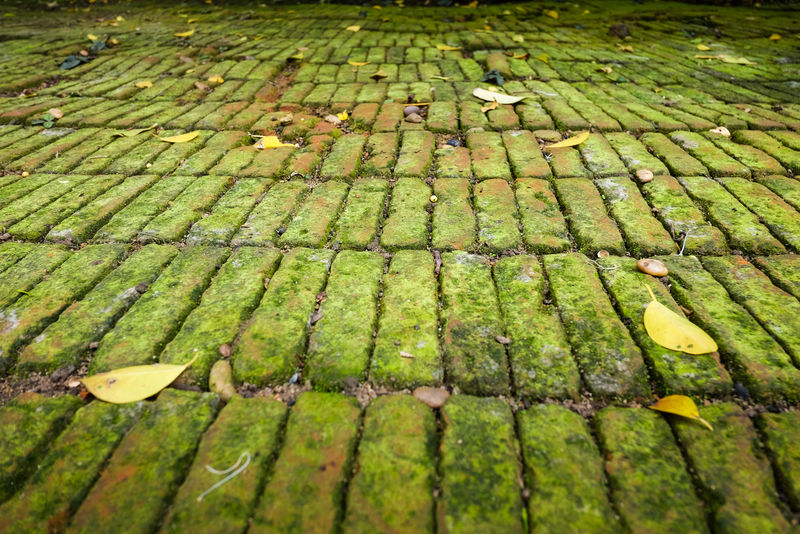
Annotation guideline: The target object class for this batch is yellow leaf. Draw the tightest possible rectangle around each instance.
[289,52,304,61]
[87,33,98,41]
[254,136,295,149]
[116,15,124,21]
[187,18,198,23]
[548,131,590,148]
[436,44,461,51]
[597,66,613,74]
[112,124,157,137]
[174,29,195,37]
[481,101,499,112]
[544,9,558,19]
[370,69,388,80]
[769,33,781,40]
[347,60,370,66]
[512,34,524,43]
[719,54,754,65]
[346,25,361,32]
[617,43,634,52]
[337,111,349,121]
[583,9,590,14]
[537,53,549,64]
[643,284,717,354]
[429,75,453,81]
[649,395,713,431]
[696,43,711,51]
[109,37,120,45]
[135,80,153,89]
[467,0,478,7]
[83,356,198,404]
[373,5,382,8]
[207,74,224,84]
[472,87,525,104]
[159,131,200,143]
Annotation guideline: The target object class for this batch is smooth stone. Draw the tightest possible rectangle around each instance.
[413,386,450,408]
[404,105,421,116]
[636,169,654,183]
[637,258,669,277]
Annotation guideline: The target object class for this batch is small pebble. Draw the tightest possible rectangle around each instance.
[404,105,420,116]
[446,139,460,147]
[279,113,293,125]
[324,114,342,125]
[218,343,232,357]
[496,335,511,345]
[597,250,610,258]
[21,171,29,177]
[430,195,438,203]
[405,112,423,123]
[636,169,654,183]
[637,258,668,277]
[709,125,731,137]
[289,372,300,384]
[209,360,237,402]
[413,386,450,408]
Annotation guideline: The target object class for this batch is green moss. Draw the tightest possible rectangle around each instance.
[669,131,750,177]
[605,132,670,175]
[578,133,628,177]
[515,178,570,253]
[0,174,94,229]
[279,181,348,248]
[395,130,435,177]
[362,132,397,176]
[502,130,551,179]
[432,178,475,250]
[468,131,512,180]
[759,411,800,511]
[474,178,522,253]
[706,133,784,176]
[553,178,626,255]
[640,132,707,176]
[0,244,71,309]
[186,178,270,246]
[231,181,309,247]
[176,131,247,175]
[753,254,800,301]
[334,179,389,249]
[380,178,430,250]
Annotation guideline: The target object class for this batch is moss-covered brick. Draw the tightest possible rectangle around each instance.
[0,126,34,151]
[427,101,458,133]
[305,251,383,390]
[544,253,650,399]
[234,248,334,386]
[640,132,708,176]
[547,145,591,178]
[380,178,430,250]
[553,178,625,255]
[672,403,790,533]
[90,246,227,373]
[0,401,140,533]
[768,130,800,151]
[371,250,441,388]
[706,133,784,176]
[139,175,233,243]
[518,100,555,131]
[0,244,126,371]
[753,254,800,300]
[677,175,785,255]
[70,134,151,174]
[227,102,274,130]
[395,130,434,177]
[251,392,360,534]
[435,146,471,179]
[160,247,281,387]
[595,176,676,256]
[459,101,489,131]
[333,179,388,249]
[161,397,287,534]
[541,98,591,131]
[732,130,800,174]
[474,178,521,253]
[718,177,800,252]
[18,244,177,374]
[343,395,435,533]
[441,252,508,395]
[11,174,126,241]
[0,128,73,166]
[494,256,580,400]
[502,130,550,179]
[0,393,83,503]
[439,395,524,533]
[432,178,475,251]
[658,255,800,403]
[595,407,708,533]
[103,131,182,176]
[605,132,670,176]
[0,173,61,209]
[756,175,800,213]
[0,174,94,230]
[362,132,397,176]
[185,178,270,246]
[598,256,731,397]
[356,83,386,104]
[0,244,70,309]
[232,181,309,247]
[238,146,294,178]
[93,175,193,242]
[702,255,800,366]
[486,104,519,131]
[320,133,366,180]
[69,390,218,534]
[668,131,750,178]
[576,133,628,177]
[374,103,403,132]
[6,128,96,172]
[176,131,247,175]
[468,131,511,181]
[279,181,348,248]
[640,175,727,255]
[759,411,800,512]
[518,405,620,533]
[0,242,34,275]
[350,103,378,131]
[515,178,570,253]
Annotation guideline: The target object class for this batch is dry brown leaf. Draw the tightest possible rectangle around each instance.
[370,69,388,80]
[48,108,64,119]
[481,101,499,112]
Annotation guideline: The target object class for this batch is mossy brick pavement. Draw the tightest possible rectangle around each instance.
[1,0,800,531]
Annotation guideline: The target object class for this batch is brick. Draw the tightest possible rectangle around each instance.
[0,242,34,275]
[669,131,750,177]
[577,133,628,176]
[502,130,550,179]
[541,98,591,130]
[333,179,388,249]
[544,253,650,399]
[432,178,475,250]
[176,131,247,175]
[380,178,430,250]
[0,174,94,229]
[435,145,471,178]
[474,178,521,252]
[6,128,96,172]
[468,130,511,180]
[753,254,800,300]
[553,178,625,255]
[71,134,151,174]
[760,411,800,511]
[0,244,71,309]
[0,129,75,167]
[231,181,309,247]
[426,101,458,133]
[279,181,348,247]
[515,178,570,253]
[0,173,60,208]
[362,132,397,176]
[547,145,591,178]
[394,130,434,177]
[640,132,708,176]
[459,101,489,130]
[605,132,670,175]
[185,178,271,246]
[707,133,784,175]
[319,133,366,180]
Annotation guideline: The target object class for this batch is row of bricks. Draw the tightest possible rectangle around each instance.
[1,390,798,533]
[2,244,800,403]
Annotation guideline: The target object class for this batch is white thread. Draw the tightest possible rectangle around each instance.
[197,451,251,502]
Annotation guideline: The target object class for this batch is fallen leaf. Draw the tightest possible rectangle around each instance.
[116,15,124,21]
[481,101,499,112]
[597,65,613,74]
[769,33,781,40]
[288,51,304,61]
[174,29,195,37]
[48,108,64,119]
[399,351,415,359]
[187,18,198,23]
[537,52,549,63]
[429,75,453,81]
[346,25,361,32]
[472,87,525,104]
[159,131,200,143]
[436,44,461,51]
[696,43,711,51]
[548,131,590,148]
[544,9,558,19]
[207,74,224,84]
[337,111,349,121]
[649,395,713,431]
[718,54,754,64]
[113,124,157,137]
[709,126,731,137]
[370,69,388,80]
[643,284,717,354]
[694,54,718,60]
[347,60,369,66]
[617,43,634,52]
[512,34,524,43]
[254,135,295,149]
[87,33,98,41]
[83,355,198,404]
[109,37,119,45]
[467,0,478,6]
[135,80,153,89]
[506,51,530,60]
